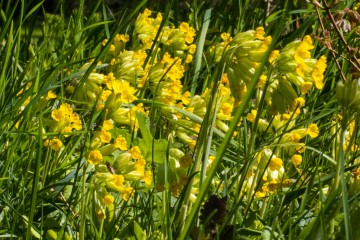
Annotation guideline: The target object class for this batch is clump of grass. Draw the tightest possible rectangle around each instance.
[0,0,359,239]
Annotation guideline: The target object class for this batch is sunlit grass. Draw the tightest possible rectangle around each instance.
[0,0,359,239]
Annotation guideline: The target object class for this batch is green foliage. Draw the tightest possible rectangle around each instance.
[1,0,360,239]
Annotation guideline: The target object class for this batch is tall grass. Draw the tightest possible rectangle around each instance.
[0,0,359,239]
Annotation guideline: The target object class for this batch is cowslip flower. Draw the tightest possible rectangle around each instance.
[88,150,103,165]
[291,154,302,166]
[114,134,128,151]
[44,138,63,151]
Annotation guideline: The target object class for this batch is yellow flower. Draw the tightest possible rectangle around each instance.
[269,50,279,63]
[268,157,283,171]
[135,158,146,173]
[114,134,128,151]
[105,72,116,90]
[101,39,108,46]
[306,123,319,138]
[288,133,301,142]
[109,44,116,52]
[112,174,125,189]
[100,130,112,143]
[61,126,72,136]
[44,138,63,151]
[118,81,138,103]
[295,62,307,77]
[220,102,233,116]
[246,109,257,122]
[221,73,229,84]
[189,44,197,54]
[291,154,302,166]
[143,171,153,185]
[181,91,191,105]
[185,54,193,63]
[121,187,134,201]
[257,75,267,88]
[179,22,196,44]
[88,150,103,165]
[254,27,265,40]
[188,139,197,150]
[103,194,114,205]
[70,114,82,130]
[220,32,232,43]
[114,33,129,42]
[300,82,313,94]
[128,146,142,159]
[45,90,57,100]
[51,108,65,122]
[102,120,114,130]
[312,56,327,89]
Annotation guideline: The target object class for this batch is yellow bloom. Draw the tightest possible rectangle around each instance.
[61,126,72,136]
[257,75,267,88]
[188,44,197,54]
[51,108,65,122]
[185,54,193,63]
[220,32,232,43]
[179,22,196,44]
[246,109,257,122]
[45,90,57,100]
[300,82,313,94]
[269,50,279,63]
[143,170,153,185]
[118,81,138,103]
[44,138,63,151]
[254,27,265,40]
[295,62,307,77]
[114,33,129,42]
[101,39,108,46]
[135,158,146,172]
[105,72,116,90]
[109,44,116,52]
[291,154,302,166]
[100,130,112,143]
[188,139,197,150]
[114,134,128,151]
[288,133,301,142]
[268,157,283,171]
[70,114,82,130]
[103,194,114,205]
[112,174,125,188]
[221,73,229,84]
[121,187,134,201]
[306,123,319,138]
[102,120,114,130]
[181,91,191,105]
[88,150,103,165]
[312,56,327,89]
[128,146,142,159]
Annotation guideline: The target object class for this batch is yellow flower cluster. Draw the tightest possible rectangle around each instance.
[275,35,327,93]
[50,103,82,134]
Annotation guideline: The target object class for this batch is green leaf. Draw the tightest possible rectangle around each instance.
[134,221,146,240]
[137,112,168,163]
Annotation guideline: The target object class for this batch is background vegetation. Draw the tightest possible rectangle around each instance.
[0,0,359,239]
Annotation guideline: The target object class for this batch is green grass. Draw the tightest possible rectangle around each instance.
[1,0,360,239]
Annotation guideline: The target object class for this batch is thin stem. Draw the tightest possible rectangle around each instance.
[313,3,347,82]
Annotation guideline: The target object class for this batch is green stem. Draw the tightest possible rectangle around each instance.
[79,162,88,240]
[339,111,352,240]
